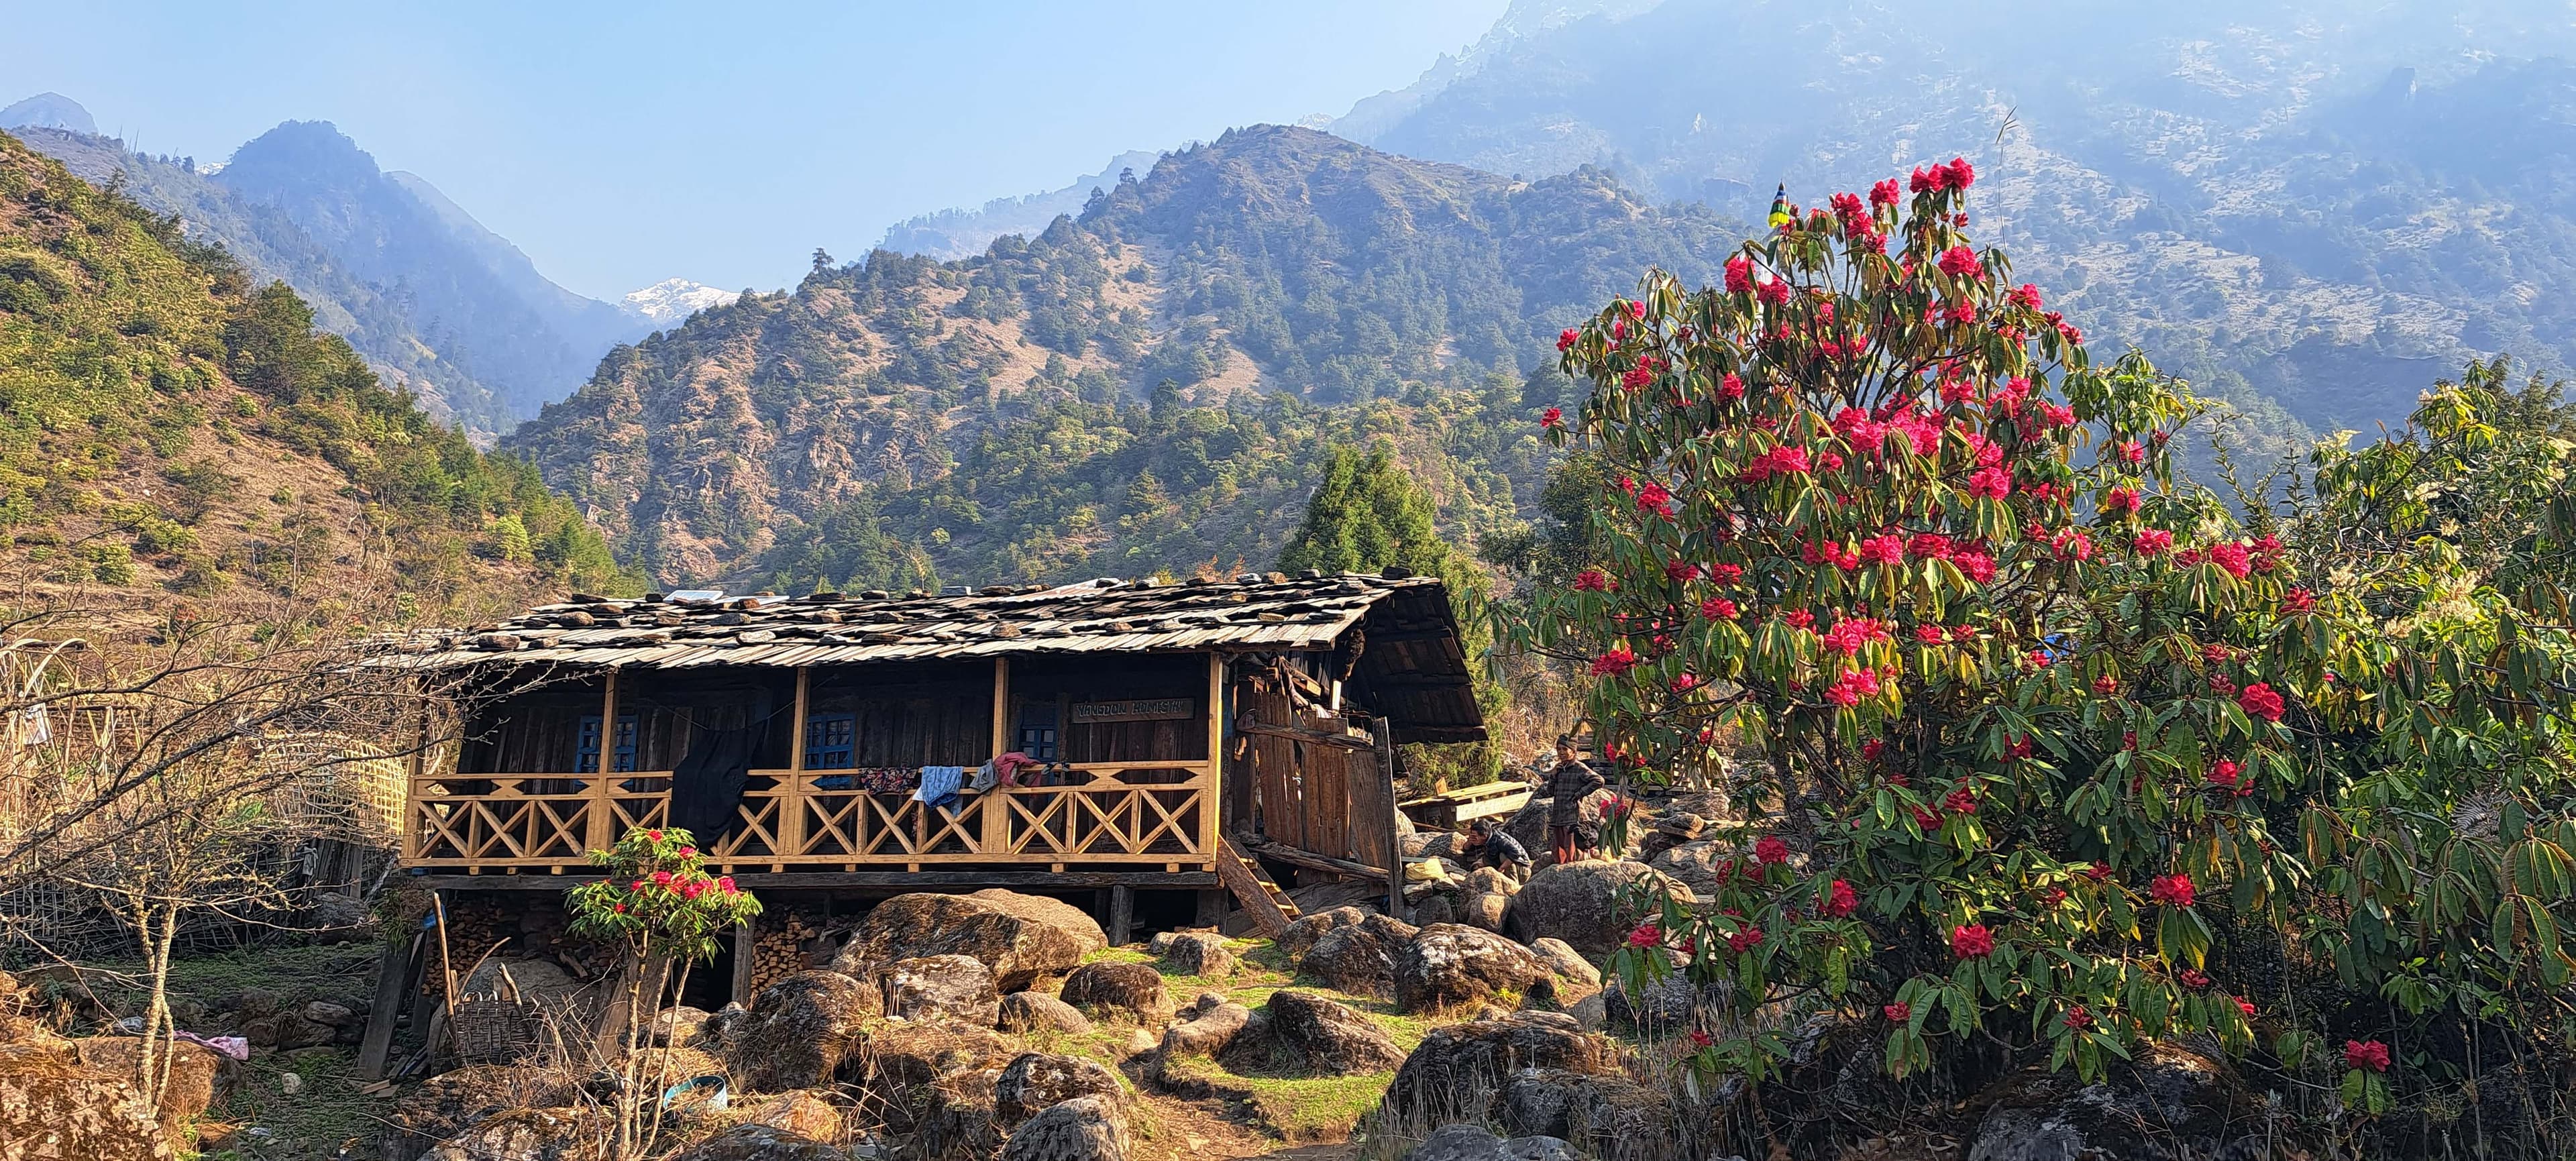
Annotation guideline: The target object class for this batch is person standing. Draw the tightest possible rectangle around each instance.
[1543,734,1605,865]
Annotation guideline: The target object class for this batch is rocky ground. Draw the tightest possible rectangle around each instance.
[0,785,2284,1160]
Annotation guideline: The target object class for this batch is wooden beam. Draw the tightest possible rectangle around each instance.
[1233,721,1373,751]
[407,870,1218,891]
[785,667,810,859]
[1372,717,1403,918]
[356,931,422,1081]
[991,657,1010,757]
[1234,836,1385,882]
[1203,652,1224,862]
[588,669,619,850]
[1107,884,1134,946]
[730,921,757,1006]
[1216,837,1295,936]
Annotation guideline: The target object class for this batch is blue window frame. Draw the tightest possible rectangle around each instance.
[804,713,857,769]
[576,714,638,773]
[1017,700,1059,761]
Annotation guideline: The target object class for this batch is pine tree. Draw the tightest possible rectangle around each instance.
[1277,445,1506,784]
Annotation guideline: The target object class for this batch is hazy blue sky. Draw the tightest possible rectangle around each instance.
[2,1,1509,298]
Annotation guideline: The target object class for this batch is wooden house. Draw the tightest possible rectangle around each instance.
[353,571,1483,1072]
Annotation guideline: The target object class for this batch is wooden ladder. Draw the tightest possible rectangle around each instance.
[1217,836,1302,936]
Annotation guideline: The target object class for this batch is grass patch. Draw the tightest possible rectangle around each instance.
[1159,1052,1397,1142]
[196,1045,386,1161]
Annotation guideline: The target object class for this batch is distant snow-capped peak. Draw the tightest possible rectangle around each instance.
[621,278,737,325]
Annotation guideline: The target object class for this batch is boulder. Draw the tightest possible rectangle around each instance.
[1506,862,1696,955]
[1055,963,1166,1022]
[68,1036,227,1138]
[1464,867,1519,897]
[1263,991,1405,1074]
[997,992,1091,1036]
[1499,1070,1684,1159]
[1403,1123,1579,1161]
[833,890,1106,991]
[1159,932,1234,979]
[1158,999,1252,1058]
[700,1002,752,1048]
[879,954,1000,1026]
[421,1107,609,1161]
[731,971,879,1092]
[1277,905,1379,962]
[1966,1043,2267,1161]
[745,1090,843,1140]
[667,1123,845,1161]
[1297,913,1420,999]
[994,1052,1124,1123]
[1500,788,1613,856]
[1383,1012,1616,1128]
[1001,1095,1130,1161]
[1458,892,1509,932]
[654,1005,712,1046]
[1393,924,1563,1013]
[1525,939,1600,993]
[1411,895,1458,927]
[1646,838,1721,893]
[863,1020,1014,1089]
[0,1043,170,1161]
[1604,973,1727,1039]
[383,1064,580,1161]
[911,1064,1008,1158]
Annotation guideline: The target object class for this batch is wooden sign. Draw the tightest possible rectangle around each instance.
[1071,698,1193,724]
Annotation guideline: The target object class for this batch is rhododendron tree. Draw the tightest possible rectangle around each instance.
[1508,156,2576,1150]
[568,827,763,1157]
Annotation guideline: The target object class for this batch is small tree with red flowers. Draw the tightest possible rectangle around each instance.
[568,826,762,1157]
[1509,153,2576,1150]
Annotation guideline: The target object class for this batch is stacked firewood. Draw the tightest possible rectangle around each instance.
[747,909,823,995]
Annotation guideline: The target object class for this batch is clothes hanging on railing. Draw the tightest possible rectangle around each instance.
[914,765,967,811]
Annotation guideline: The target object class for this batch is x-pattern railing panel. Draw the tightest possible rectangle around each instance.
[406,763,1215,868]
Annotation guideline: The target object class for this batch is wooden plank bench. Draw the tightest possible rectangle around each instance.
[1398,781,1534,831]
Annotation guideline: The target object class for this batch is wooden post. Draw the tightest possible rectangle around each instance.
[730,920,757,1006]
[1202,652,1224,867]
[782,667,810,863]
[981,657,1010,853]
[587,669,620,851]
[1108,884,1134,947]
[1371,718,1403,918]
[356,930,423,1080]
[402,714,430,864]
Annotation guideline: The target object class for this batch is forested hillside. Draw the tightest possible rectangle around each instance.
[0,131,639,624]
[11,116,647,435]
[507,125,1743,590]
[1336,0,2576,436]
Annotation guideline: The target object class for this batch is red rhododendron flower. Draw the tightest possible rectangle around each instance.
[1689,1029,1715,1048]
[1727,926,1765,953]
[2113,439,2145,465]
[651,870,674,886]
[2281,587,2315,615]
[1627,922,1664,948]
[1785,609,1817,630]
[2344,1039,2390,1072]
[2008,282,2043,309]
[1754,835,1789,864]
[2092,675,2120,696]
[676,844,696,859]
[1861,739,1885,761]
[2208,759,2242,789]
[1912,805,1943,830]
[1823,879,1858,917]
[2180,969,2210,989]
[1951,924,1996,958]
[1885,1002,1911,1021]
[1542,406,1564,429]
[1701,597,1739,620]
[1666,559,1702,582]
[1721,372,1746,400]
[1945,157,1976,188]
[2151,873,2196,908]
[1937,245,1980,277]
[1915,624,1949,645]
[2037,886,2067,907]
[1725,255,1753,292]
[647,830,664,842]
[1944,787,1980,816]
[2208,541,2252,578]
[2102,487,2139,516]
[2063,1005,2094,1030]
[1968,466,2013,500]
[1706,562,1743,585]
[1590,648,1639,677]
[716,875,737,893]
[1670,672,1699,694]
[1556,328,1578,352]
[2236,997,2257,1017]
[1574,568,1609,592]
[1757,278,1790,305]
[2135,529,2174,555]
[2239,682,2286,722]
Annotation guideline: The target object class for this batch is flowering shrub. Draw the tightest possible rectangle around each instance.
[1512,153,2576,1144]
[568,826,763,961]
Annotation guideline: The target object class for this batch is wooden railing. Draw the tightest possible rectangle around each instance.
[403,762,1218,873]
